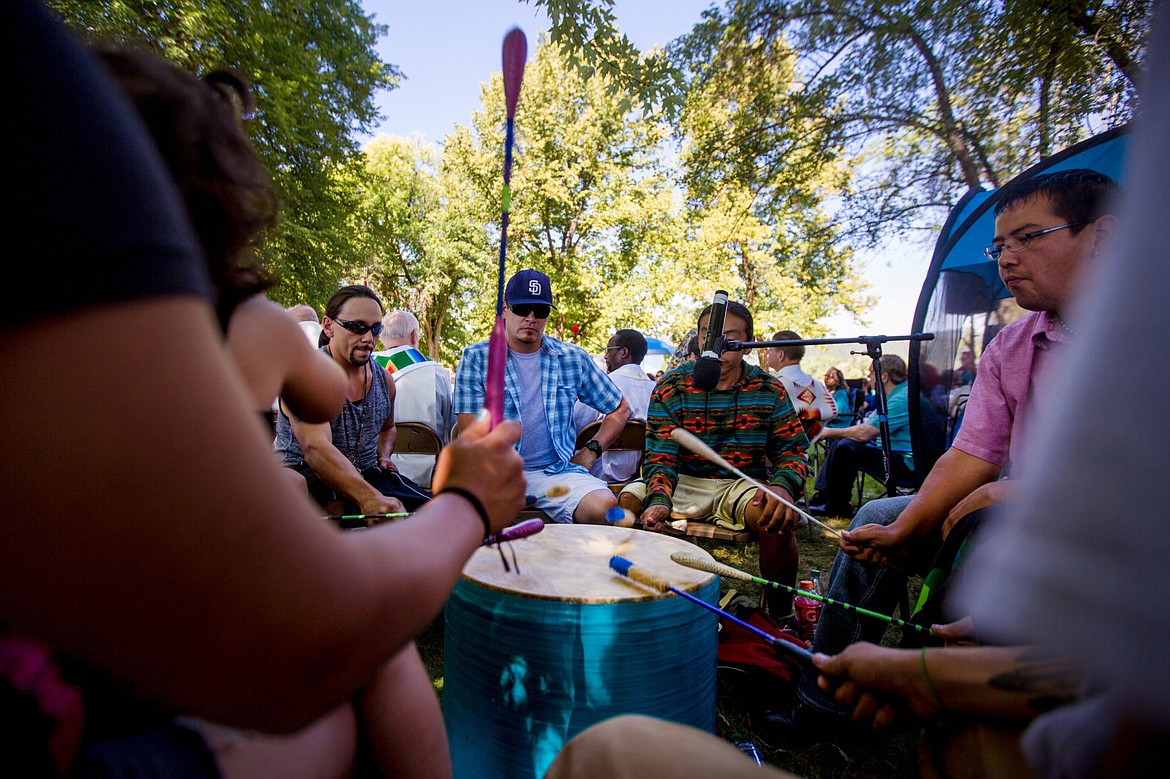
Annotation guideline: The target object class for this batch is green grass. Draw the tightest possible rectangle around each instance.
[418,491,922,777]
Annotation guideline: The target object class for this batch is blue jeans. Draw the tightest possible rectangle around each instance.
[795,495,941,716]
[811,439,916,514]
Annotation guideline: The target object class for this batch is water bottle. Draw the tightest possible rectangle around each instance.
[794,579,822,643]
[810,567,823,595]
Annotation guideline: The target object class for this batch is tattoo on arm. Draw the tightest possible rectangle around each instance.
[988,647,1079,713]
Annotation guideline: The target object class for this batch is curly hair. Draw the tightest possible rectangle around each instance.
[99,48,279,326]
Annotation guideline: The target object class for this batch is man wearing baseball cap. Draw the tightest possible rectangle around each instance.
[454,269,630,523]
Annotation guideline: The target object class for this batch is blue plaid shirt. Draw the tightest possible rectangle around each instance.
[454,334,623,474]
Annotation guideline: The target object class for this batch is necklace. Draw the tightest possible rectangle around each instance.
[1054,315,1077,337]
[336,354,370,466]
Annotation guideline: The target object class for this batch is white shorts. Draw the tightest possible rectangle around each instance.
[525,467,612,524]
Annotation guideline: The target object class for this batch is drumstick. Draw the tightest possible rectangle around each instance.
[484,517,544,546]
[604,507,687,534]
[670,553,935,637]
[485,28,528,428]
[324,511,412,529]
[669,428,841,538]
[608,555,814,665]
[324,511,411,522]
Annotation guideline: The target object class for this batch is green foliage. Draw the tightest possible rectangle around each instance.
[432,35,868,357]
[675,24,871,336]
[442,36,684,352]
[526,0,689,119]
[540,0,1151,245]
[342,137,490,366]
[676,0,1151,243]
[47,0,399,309]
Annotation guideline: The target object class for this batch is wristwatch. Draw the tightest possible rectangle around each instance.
[584,439,603,456]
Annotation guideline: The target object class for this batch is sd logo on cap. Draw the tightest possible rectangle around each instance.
[504,269,556,307]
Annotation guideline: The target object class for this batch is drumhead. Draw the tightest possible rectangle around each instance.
[462,524,717,603]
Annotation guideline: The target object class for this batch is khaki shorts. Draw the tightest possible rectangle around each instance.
[619,474,759,531]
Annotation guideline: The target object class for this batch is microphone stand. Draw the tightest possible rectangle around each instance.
[725,333,934,497]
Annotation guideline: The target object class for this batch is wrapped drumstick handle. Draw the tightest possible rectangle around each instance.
[669,428,841,538]
[609,555,814,665]
[484,517,544,546]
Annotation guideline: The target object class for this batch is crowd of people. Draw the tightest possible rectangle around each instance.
[5,1,1167,776]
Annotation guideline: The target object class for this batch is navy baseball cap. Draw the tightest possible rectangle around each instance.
[504,269,556,307]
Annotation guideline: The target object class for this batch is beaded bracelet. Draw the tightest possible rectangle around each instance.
[440,487,492,541]
[920,646,947,711]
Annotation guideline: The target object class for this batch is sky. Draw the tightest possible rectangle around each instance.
[358,0,931,342]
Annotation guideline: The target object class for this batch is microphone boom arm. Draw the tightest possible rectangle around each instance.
[724,332,934,498]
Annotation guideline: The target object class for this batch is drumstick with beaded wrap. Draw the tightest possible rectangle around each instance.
[484,28,528,428]
[670,552,935,637]
[669,428,841,538]
[608,555,814,665]
[484,517,544,546]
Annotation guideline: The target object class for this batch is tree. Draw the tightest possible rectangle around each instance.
[441,36,680,351]
[536,0,1151,244]
[675,16,870,334]
[677,0,1150,244]
[527,0,687,118]
[48,0,399,307]
[344,137,488,366]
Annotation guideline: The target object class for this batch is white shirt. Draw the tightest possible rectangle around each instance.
[298,320,323,346]
[373,346,453,487]
[775,364,837,431]
[573,362,655,481]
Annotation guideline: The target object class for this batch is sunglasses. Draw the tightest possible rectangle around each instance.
[509,304,551,319]
[331,317,383,337]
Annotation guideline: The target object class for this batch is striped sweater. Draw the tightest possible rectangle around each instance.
[642,361,809,509]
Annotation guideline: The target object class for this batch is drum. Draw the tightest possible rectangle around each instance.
[444,524,720,779]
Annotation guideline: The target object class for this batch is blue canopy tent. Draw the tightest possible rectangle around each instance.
[641,336,675,376]
[643,336,675,354]
[908,126,1131,468]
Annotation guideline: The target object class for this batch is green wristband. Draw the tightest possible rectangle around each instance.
[920,646,946,711]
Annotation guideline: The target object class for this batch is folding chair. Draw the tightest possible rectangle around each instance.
[392,422,443,489]
[574,419,647,494]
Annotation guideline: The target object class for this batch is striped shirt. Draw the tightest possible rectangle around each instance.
[454,334,623,474]
[642,362,809,509]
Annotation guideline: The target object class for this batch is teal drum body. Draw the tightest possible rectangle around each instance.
[444,524,719,779]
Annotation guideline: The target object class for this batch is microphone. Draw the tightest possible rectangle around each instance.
[693,290,728,391]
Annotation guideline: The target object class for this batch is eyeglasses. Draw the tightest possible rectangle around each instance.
[331,317,384,337]
[605,346,626,352]
[509,304,551,319]
[983,223,1082,262]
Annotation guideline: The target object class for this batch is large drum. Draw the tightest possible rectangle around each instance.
[444,524,720,779]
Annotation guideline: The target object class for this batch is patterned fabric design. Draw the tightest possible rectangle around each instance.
[641,362,809,509]
[373,346,429,374]
[454,334,623,473]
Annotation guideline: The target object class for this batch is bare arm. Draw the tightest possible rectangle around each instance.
[455,412,478,438]
[570,396,630,469]
[0,298,524,732]
[813,642,1078,730]
[288,411,401,515]
[225,296,345,423]
[841,447,1002,566]
[818,423,879,443]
